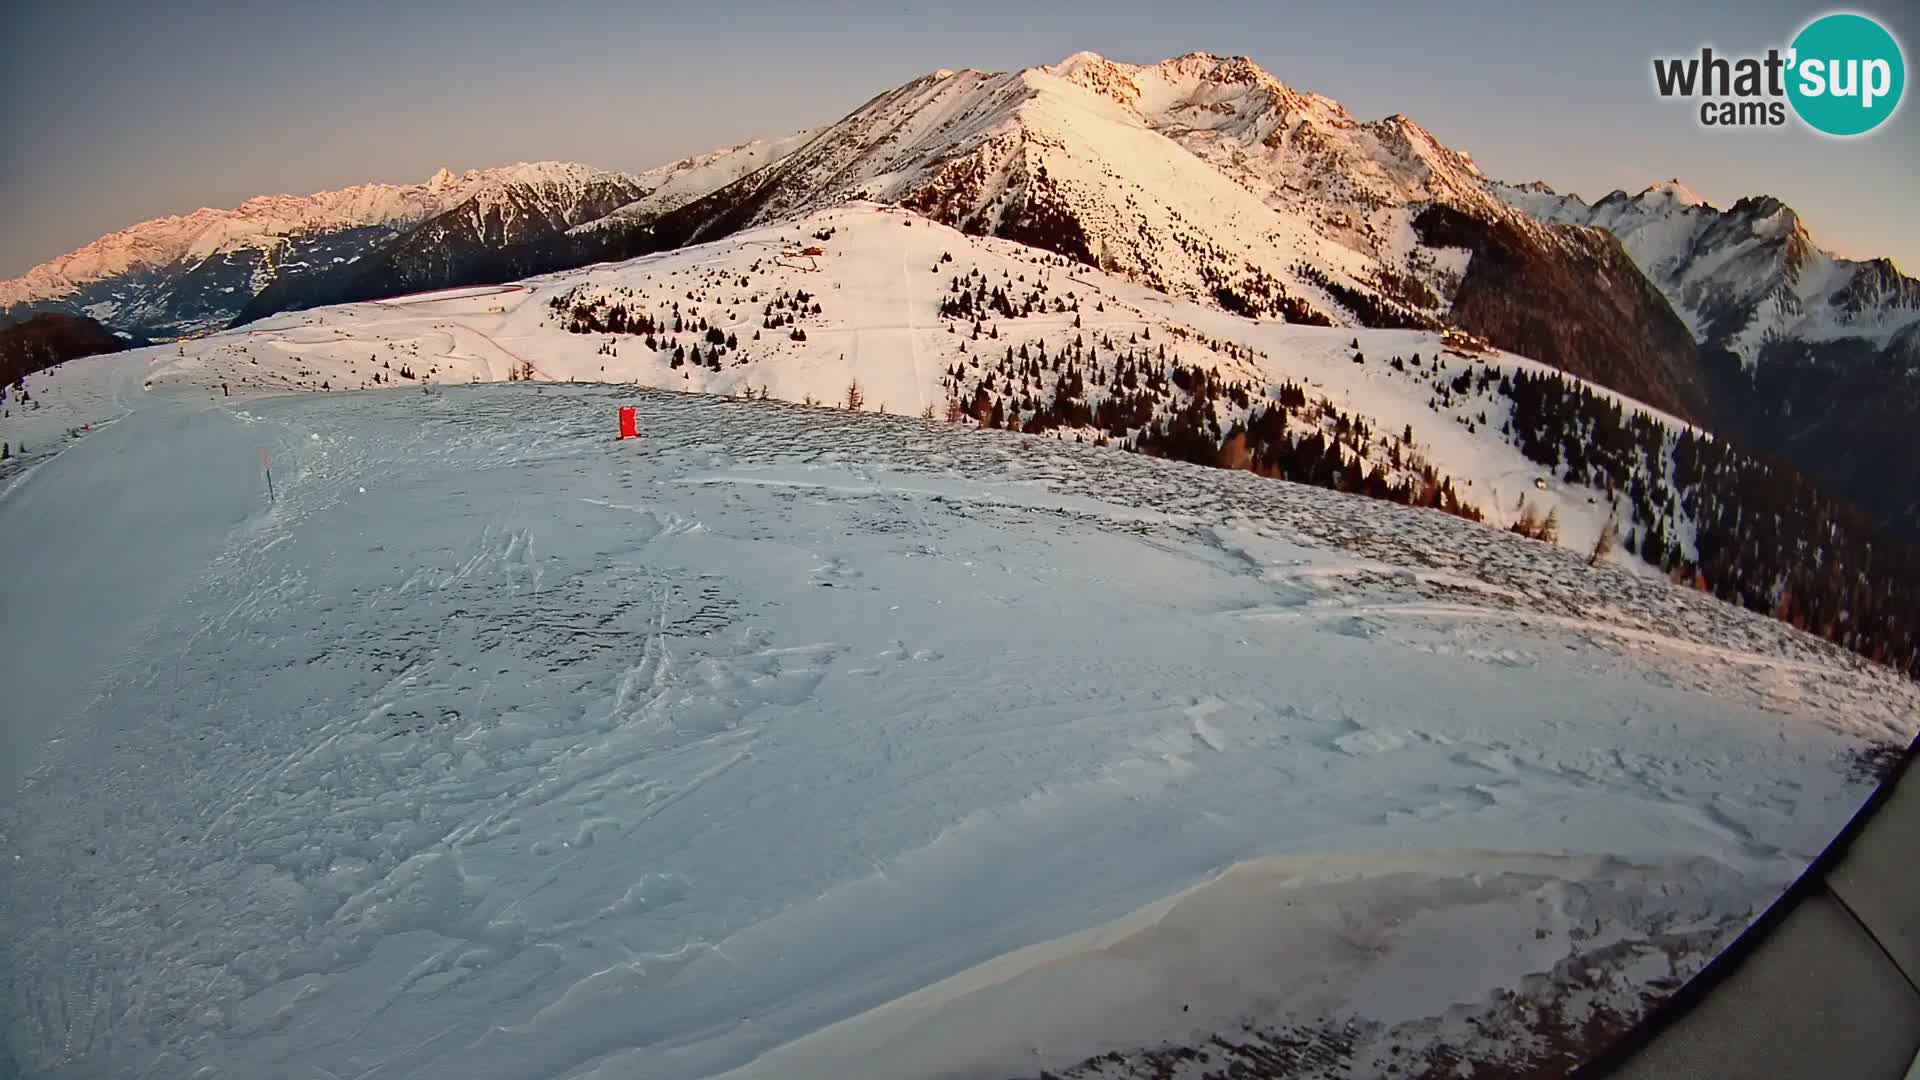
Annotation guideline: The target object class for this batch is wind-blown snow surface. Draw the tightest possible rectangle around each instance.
[1,370,1916,1078]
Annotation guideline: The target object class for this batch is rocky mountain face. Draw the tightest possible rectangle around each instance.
[1499,180,1920,537]
[1713,330,1920,541]
[1499,180,1920,360]
[1410,205,1711,422]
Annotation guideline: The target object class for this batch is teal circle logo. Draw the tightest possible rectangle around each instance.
[1787,13,1905,136]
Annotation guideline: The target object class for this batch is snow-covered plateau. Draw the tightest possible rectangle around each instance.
[3,284,1917,1077]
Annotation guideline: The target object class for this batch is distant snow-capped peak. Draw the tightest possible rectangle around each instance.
[1494,175,1920,361]
[1046,50,1345,132]
[1636,178,1709,209]
[667,48,1534,328]
[0,162,638,308]
[1040,52,1494,216]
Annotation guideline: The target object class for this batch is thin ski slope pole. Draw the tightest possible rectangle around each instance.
[263,448,275,503]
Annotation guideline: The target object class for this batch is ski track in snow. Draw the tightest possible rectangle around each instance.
[0,380,1915,1080]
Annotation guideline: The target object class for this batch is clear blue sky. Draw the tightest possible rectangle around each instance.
[3,0,1915,277]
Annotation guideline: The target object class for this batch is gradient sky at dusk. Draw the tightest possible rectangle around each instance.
[3,0,1915,278]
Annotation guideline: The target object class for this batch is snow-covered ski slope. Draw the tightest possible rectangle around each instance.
[125,203,1678,565]
[2,353,1917,1077]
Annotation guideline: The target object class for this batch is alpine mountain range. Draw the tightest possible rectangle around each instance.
[6,51,1918,552]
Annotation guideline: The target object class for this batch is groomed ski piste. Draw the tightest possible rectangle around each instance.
[3,206,1918,1079]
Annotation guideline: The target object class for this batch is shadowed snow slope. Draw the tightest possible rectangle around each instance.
[1,377,1915,1079]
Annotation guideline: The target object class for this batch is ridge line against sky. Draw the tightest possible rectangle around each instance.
[3,0,1915,278]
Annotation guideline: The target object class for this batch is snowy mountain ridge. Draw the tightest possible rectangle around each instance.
[620,50,1510,327]
[0,145,803,340]
[1050,50,1502,223]
[13,49,1917,503]
[0,162,624,306]
[489,50,1708,429]
[17,50,1917,380]
[4,50,1741,430]
[1495,177,1920,363]
[575,130,825,232]
[1494,175,1920,539]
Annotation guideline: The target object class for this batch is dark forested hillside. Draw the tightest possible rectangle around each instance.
[1,314,136,389]
[1500,367,1918,676]
[1702,336,1920,545]
[1412,205,1712,426]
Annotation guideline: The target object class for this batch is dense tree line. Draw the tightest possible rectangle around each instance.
[1501,367,1920,676]
[939,329,1484,527]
